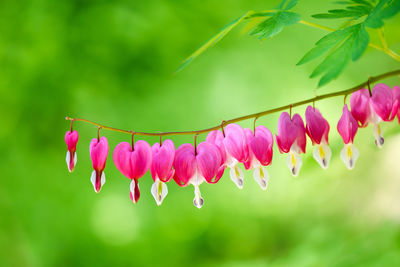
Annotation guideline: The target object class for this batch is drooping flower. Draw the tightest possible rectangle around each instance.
[150,139,175,206]
[276,112,306,176]
[305,106,331,169]
[113,140,152,203]
[391,85,400,123]
[243,126,273,190]
[173,142,224,208]
[220,124,249,189]
[350,84,393,148]
[337,105,359,170]
[89,136,109,193]
[65,130,79,172]
[350,88,371,128]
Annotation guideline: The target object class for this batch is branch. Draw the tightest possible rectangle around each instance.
[66,69,400,137]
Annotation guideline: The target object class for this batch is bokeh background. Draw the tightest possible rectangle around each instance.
[1,0,400,266]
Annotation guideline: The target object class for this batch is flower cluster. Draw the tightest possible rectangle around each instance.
[65,84,400,208]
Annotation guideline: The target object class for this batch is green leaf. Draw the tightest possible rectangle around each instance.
[351,24,369,60]
[249,11,301,39]
[300,24,369,87]
[276,0,298,10]
[312,9,365,19]
[365,0,400,28]
[176,11,253,73]
[297,26,354,65]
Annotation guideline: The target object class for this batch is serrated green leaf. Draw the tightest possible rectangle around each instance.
[297,26,354,65]
[284,0,298,10]
[276,0,298,10]
[365,0,400,28]
[312,8,366,19]
[249,11,300,39]
[351,24,369,60]
[300,23,369,87]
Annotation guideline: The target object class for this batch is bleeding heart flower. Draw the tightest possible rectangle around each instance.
[243,126,273,190]
[173,142,224,208]
[89,136,109,193]
[370,83,393,147]
[113,140,152,203]
[391,85,400,123]
[337,105,359,170]
[305,106,331,169]
[276,112,306,177]
[221,124,249,189]
[350,88,371,128]
[350,84,393,148]
[150,139,175,206]
[65,130,79,172]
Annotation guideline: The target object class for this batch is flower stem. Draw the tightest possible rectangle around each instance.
[66,69,400,137]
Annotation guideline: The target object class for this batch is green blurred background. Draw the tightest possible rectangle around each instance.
[1,0,400,266]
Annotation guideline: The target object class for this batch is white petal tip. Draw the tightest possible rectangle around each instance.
[66,151,77,173]
[375,137,384,148]
[287,152,302,178]
[340,144,359,170]
[91,170,105,193]
[193,197,204,209]
[151,179,168,206]
[229,165,244,189]
[253,167,268,190]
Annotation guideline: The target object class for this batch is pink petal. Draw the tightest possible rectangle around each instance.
[90,136,109,171]
[371,83,393,121]
[113,141,152,180]
[251,126,274,166]
[196,142,221,183]
[130,140,152,179]
[173,144,196,186]
[65,130,79,151]
[393,85,400,123]
[151,139,175,182]
[391,85,400,123]
[350,88,371,127]
[276,112,306,153]
[243,128,255,170]
[206,130,226,165]
[305,106,330,145]
[292,114,306,153]
[223,124,249,162]
[276,112,298,153]
[113,142,133,179]
[337,104,358,144]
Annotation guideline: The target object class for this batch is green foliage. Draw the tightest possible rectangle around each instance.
[249,0,301,39]
[299,0,400,87]
[177,0,300,72]
[177,0,399,87]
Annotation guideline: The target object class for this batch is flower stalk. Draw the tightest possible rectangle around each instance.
[65,69,400,137]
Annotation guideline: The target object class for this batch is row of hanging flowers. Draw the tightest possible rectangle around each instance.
[65,83,400,208]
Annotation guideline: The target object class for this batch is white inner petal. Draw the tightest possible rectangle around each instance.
[229,164,244,189]
[101,171,106,188]
[313,143,331,170]
[286,151,302,177]
[151,177,168,206]
[193,185,204,209]
[130,180,137,203]
[253,166,268,190]
[66,151,71,172]
[373,123,385,148]
[340,143,359,170]
[90,170,97,192]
